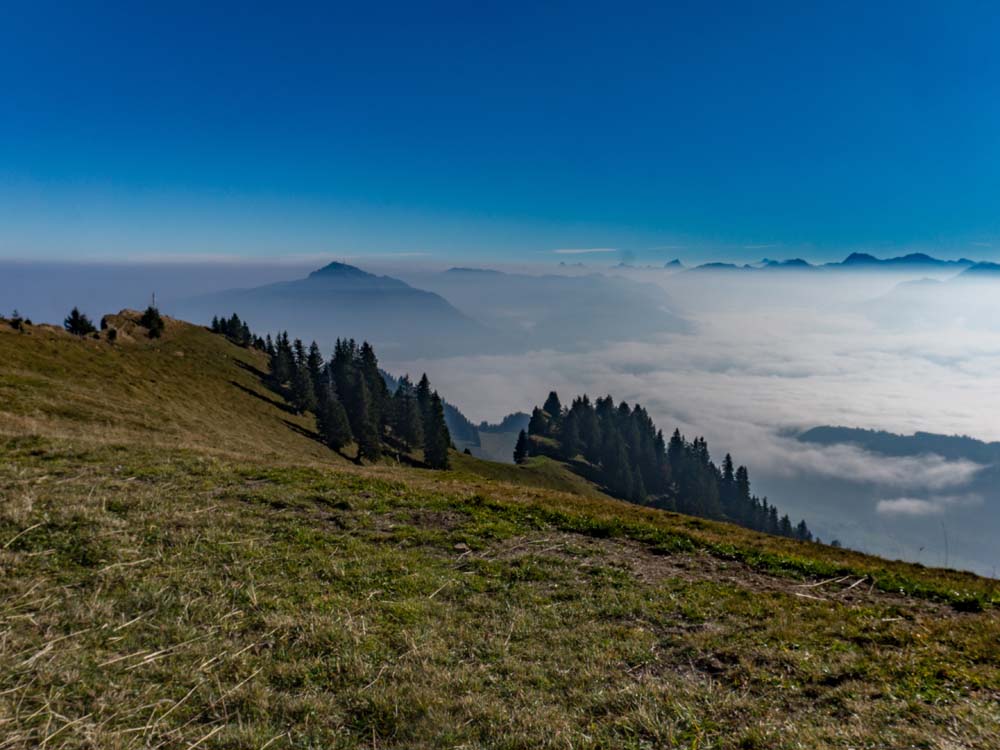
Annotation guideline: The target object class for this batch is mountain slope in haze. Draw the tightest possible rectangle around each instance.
[1,315,999,748]
[175,262,506,359]
[395,267,689,351]
[864,265,1000,330]
[800,426,1000,463]
[792,426,1000,576]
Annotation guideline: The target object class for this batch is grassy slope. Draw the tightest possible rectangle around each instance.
[1,317,999,749]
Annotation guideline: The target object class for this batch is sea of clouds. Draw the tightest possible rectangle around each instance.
[386,266,1000,574]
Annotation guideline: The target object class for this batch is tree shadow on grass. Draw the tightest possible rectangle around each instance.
[230,380,298,416]
[234,359,270,380]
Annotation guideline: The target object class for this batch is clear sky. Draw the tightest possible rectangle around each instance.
[2,1,999,264]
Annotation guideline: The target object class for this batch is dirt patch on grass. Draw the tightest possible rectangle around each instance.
[481,532,957,616]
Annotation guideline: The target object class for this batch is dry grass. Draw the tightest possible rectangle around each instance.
[1,317,999,748]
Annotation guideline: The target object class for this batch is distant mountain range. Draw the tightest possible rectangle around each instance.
[687,252,983,273]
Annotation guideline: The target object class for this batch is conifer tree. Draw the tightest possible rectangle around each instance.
[140,306,164,339]
[352,377,382,462]
[359,342,389,429]
[423,391,450,469]
[561,412,580,459]
[543,391,562,417]
[391,378,423,448]
[270,332,294,387]
[291,361,317,413]
[513,429,529,464]
[779,514,793,537]
[795,520,812,542]
[527,407,547,437]
[415,374,432,423]
[306,342,325,399]
[64,307,96,336]
[331,339,358,401]
[316,383,352,450]
[292,338,307,368]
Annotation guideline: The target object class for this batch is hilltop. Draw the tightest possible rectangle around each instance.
[0,313,998,748]
[174,262,500,359]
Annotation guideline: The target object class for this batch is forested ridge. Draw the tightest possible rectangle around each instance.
[211,312,812,540]
[522,391,814,540]
[212,313,452,468]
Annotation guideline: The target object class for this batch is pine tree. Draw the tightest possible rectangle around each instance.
[779,514,794,537]
[140,306,164,339]
[291,361,317,413]
[306,342,325,405]
[270,332,294,387]
[64,307,96,336]
[527,407,547,437]
[415,374,432,422]
[391,378,423,448]
[795,520,812,542]
[543,391,562,418]
[667,429,685,471]
[359,342,389,430]
[423,392,450,469]
[316,383,352,450]
[352,377,382,462]
[561,412,580,459]
[331,339,358,401]
[513,429,529,464]
[292,338,307,368]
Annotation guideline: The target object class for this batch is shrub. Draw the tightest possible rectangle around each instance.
[140,306,165,339]
[64,307,96,336]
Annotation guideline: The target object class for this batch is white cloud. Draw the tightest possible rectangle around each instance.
[877,494,983,517]
[876,498,942,516]
[550,248,618,255]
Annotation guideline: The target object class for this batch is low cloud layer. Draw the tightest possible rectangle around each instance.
[386,267,1000,574]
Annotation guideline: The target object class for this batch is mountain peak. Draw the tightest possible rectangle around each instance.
[307,262,373,280]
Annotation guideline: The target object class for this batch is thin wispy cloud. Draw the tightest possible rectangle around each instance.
[743,243,780,250]
[551,248,618,255]
[877,494,982,517]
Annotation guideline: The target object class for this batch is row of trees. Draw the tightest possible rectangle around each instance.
[211,314,452,469]
[521,391,813,541]
[210,313,262,349]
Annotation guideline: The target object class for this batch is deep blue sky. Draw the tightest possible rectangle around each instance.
[2,1,999,264]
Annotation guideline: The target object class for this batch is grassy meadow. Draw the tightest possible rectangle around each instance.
[0,315,998,749]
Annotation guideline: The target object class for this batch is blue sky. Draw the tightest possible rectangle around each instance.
[2,1,999,264]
